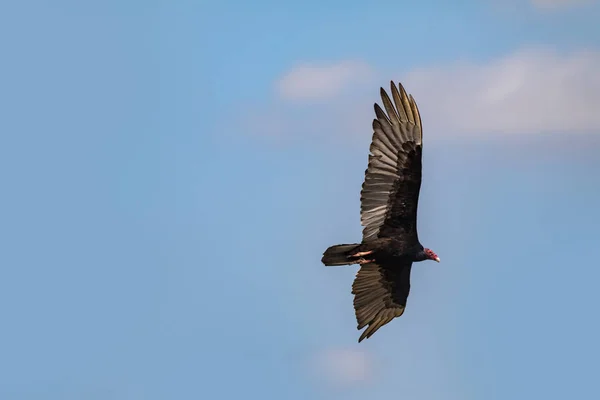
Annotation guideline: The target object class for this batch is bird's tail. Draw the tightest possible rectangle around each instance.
[321,244,361,266]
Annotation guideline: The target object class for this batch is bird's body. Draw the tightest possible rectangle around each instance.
[321,81,440,343]
[323,238,423,263]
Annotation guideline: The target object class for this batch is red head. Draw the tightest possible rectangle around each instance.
[424,248,440,263]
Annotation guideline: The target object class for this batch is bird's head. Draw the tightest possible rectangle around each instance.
[424,248,440,263]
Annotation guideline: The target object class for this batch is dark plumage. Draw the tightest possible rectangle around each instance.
[321,81,440,343]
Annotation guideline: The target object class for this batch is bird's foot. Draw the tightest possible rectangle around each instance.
[357,258,374,265]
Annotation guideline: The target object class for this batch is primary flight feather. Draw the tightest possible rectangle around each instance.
[321,81,440,343]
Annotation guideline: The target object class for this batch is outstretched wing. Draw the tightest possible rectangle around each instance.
[360,81,423,243]
[352,261,412,342]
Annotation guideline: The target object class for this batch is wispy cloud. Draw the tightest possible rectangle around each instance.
[244,48,600,142]
[405,48,600,135]
[276,61,374,101]
[311,348,373,387]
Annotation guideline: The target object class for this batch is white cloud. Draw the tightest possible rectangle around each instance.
[254,48,600,140]
[312,348,373,387]
[530,0,595,10]
[276,61,374,101]
[404,48,600,135]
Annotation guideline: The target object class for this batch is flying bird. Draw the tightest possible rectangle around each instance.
[321,81,440,343]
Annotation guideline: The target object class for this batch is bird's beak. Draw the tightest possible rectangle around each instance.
[434,257,440,263]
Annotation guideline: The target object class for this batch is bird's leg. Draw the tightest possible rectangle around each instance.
[351,250,374,265]
[351,250,373,258]
[350,250,373,264]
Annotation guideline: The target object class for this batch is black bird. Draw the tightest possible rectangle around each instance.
[321,81,440,343]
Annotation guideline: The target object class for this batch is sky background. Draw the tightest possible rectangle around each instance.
[1,0,600,399]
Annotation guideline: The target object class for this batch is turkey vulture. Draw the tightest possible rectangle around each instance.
[321,81,440,343]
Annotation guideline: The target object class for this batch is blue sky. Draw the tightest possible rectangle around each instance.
[1,0,599,399]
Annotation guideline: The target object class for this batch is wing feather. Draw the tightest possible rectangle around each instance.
[360,81,423,242]
[352,261,412,342]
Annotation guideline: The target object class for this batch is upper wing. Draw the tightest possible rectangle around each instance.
[360,81,423,242]
[352,261,412,342]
